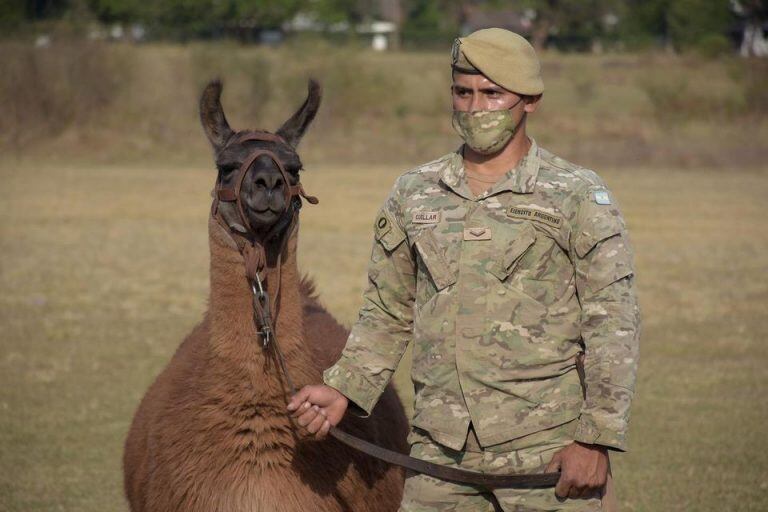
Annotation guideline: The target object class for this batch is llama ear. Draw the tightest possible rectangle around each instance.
[276,79,322,148]
[200,79,234,150]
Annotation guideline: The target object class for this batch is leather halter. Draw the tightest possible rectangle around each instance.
[211,131,318,284]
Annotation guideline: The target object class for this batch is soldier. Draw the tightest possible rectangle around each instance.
[287,28,640,511]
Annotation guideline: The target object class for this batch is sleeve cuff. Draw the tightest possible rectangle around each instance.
[322,361,384,418]
[574,415,628,452]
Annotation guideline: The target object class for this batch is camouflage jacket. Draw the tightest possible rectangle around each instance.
[323,139,641,451]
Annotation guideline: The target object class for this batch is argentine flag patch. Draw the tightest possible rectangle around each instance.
[594,190,611,205]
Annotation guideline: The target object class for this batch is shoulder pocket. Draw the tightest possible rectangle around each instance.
[574,214,634,294]
[374,208,406,251]
[489,222,537,281]
[573,213,624,258]
[413,228,456,291]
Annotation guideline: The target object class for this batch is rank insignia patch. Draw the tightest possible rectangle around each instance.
[463,227,492,241]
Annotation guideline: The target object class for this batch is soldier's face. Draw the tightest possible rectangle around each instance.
[451,73,540,114]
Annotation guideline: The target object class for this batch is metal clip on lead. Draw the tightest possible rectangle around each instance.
[251,276,273,348]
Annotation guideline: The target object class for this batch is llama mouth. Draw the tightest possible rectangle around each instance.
[251,206,285,215]
[246,197,286,215]
[247,206,288,225]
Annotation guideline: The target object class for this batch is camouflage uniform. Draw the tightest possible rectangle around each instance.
[400,425,602,511]
[323,137,640,511]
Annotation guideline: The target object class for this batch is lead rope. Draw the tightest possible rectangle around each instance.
[250,271,295,393]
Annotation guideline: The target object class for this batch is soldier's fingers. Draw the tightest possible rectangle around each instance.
[290,400,312,418]
[296,407,320,427]
[567,485,584,499]
[315,419,331,440]
[287,386,313,411]
[306,412,326,434]
[589,476,606,491]
[545,452,562,473]
[554,476,571,499]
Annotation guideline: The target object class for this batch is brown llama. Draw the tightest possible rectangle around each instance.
[123,79,408,512]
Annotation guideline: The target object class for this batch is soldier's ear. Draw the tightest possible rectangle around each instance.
[524,94,542,113]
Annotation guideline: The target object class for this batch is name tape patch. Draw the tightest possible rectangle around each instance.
[412,211,440,224]
[507,206,563,229]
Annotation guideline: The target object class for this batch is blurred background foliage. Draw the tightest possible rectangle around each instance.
[1,0,766,53]
[0,38,766,169]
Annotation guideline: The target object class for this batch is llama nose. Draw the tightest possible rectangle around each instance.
[266,173,284,191]
[255,173,285,195]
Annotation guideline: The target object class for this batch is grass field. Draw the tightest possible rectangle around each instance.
[1,155,767,512]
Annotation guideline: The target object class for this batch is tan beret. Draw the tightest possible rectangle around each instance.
[451,28,544,95]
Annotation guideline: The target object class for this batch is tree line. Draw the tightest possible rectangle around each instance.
[2,0,766,54]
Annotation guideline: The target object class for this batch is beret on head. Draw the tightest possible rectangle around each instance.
[451,28,544,95]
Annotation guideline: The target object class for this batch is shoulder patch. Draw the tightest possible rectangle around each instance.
[375,210,393,239]
[507,206,563,229]
[593,190,611,205]
[374,208,406,251]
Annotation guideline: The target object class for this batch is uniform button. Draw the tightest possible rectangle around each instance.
[498,289,506,295]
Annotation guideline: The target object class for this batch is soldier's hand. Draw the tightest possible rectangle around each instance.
[545,442,608,499]
[287,384,348,439]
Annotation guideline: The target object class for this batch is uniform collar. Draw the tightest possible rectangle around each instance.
[439,138,540,200]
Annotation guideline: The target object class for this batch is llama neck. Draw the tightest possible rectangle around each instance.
[207,216,317,400]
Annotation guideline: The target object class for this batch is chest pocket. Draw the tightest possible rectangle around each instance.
[488,222,537,281]
[412,228,456,292]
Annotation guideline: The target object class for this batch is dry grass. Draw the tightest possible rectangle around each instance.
[0,154,767,511]
[1,42,767,169]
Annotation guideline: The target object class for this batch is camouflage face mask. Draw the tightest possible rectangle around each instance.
[451,99,525,155]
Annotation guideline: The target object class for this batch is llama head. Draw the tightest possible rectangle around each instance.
[199,79,321,238]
